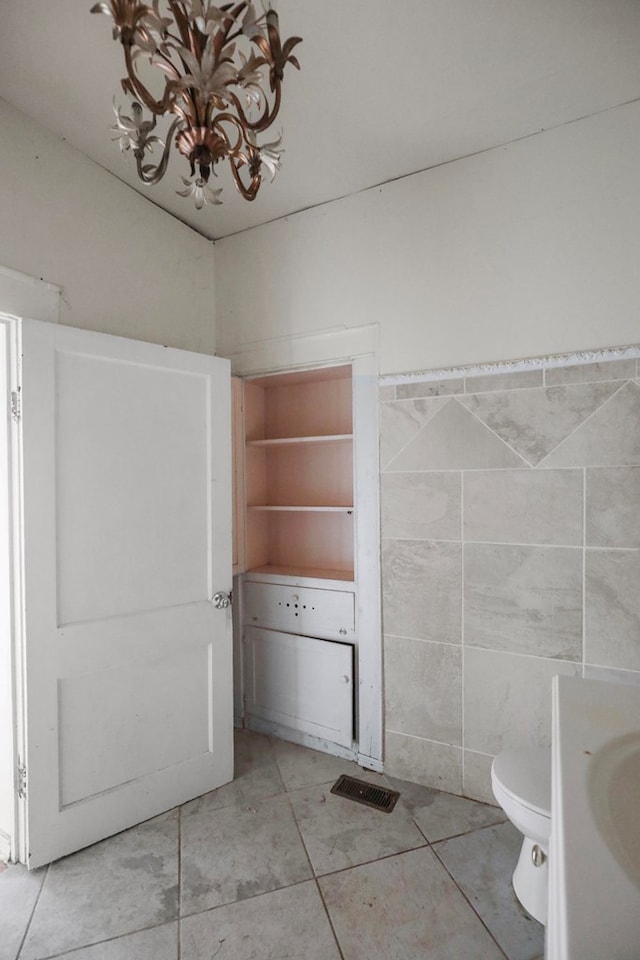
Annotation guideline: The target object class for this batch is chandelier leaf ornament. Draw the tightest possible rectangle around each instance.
[91,1,302,209]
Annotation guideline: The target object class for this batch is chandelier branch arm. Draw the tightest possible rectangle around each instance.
[211,111,248,156]
[123,43,179,115]
[228,154,261,202]
[205,85,276,135]
[134,115,183,184]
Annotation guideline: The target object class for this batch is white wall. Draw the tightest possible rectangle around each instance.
[0,99,216,354]
[215,100,640,373]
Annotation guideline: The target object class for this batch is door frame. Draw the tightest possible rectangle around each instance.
[225,324,383,769]
[1,267,60,863]
[1,315,26,863]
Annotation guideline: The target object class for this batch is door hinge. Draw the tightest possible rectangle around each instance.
[17,762,27,800]
[10,389,21,423]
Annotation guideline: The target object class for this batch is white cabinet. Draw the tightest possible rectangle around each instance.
[244,626,354,748]
[234,358,381,766]
[238,364,358,752]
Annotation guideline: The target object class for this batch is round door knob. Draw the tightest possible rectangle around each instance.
[339,628,347,635]
[212,591,231,609]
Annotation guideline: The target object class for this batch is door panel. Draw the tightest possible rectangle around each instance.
[58,643,211,807]
[19,320,233,867]
[55,350,211,623]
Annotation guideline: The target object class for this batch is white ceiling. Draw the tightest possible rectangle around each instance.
[2,1,640,241]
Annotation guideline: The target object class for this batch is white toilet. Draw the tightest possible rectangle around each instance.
[491,747,551,925]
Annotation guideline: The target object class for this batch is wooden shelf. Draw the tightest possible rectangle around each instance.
[248,564,355,583]
[248,505,354,513]
[246,434,352,448]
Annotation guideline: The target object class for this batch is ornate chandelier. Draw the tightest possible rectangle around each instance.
[91,1,301,209]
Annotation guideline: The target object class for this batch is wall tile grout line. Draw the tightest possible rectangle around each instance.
[381,462,639,473]
[383,535,640,551]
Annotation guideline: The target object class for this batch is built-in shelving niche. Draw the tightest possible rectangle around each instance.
[243,364,354,581]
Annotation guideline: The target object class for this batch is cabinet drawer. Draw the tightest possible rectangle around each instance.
[243,580,355,640]
[244,626,354,748]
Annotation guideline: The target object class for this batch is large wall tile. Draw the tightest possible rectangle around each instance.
[464,543,582,660]
[380,355,639,804]
[396,377,464,398]
[378,385,395,402]
[585,549,640,670]
[384,635,462,745]
[462,750,496,805]
[386,399,526,471]
[382,539,461,643]
[385,731,462,794]
[464,648,580,755]
[465,369,543,392]
[541,381,640,467]
[544,358,635,386]
[379,396,448,467]
[586,467,640,547]
[583,664,640,687]
[464,469,583,546]
[460,382,619,466]
[381,472,460,540]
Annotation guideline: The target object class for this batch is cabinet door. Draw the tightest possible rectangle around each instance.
[18,319,233,868]
[245,627,353,747]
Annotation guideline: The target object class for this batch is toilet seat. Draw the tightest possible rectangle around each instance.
[491,747,551,819]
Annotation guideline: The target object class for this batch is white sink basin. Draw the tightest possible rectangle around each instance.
[588,731,640,890]
[548,677,640,960]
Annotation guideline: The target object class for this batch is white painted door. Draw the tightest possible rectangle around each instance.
[16,319,233,868]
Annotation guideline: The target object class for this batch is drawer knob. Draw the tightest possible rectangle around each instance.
[342,675,350,684]
[339,628,347,635]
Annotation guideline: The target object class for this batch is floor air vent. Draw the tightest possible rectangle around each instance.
[330,775,400,813]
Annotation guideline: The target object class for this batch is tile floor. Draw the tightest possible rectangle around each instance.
[1,731,545,960]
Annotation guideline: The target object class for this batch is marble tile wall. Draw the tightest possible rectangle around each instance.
[379,353,640,802]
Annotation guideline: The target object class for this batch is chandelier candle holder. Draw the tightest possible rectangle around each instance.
[91,1,301,208]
